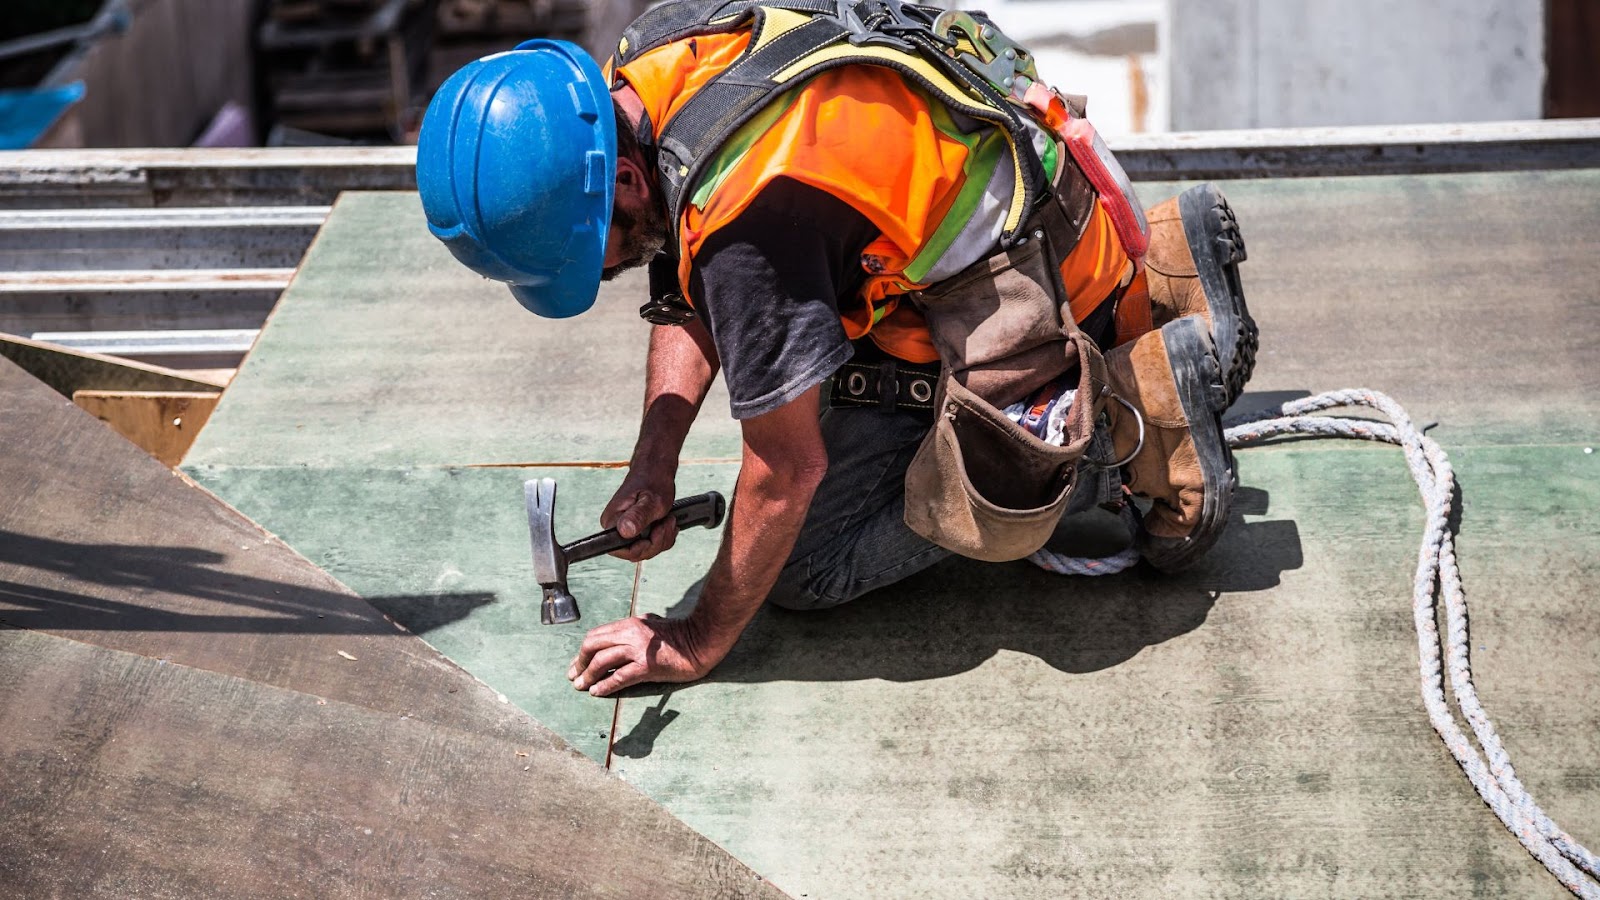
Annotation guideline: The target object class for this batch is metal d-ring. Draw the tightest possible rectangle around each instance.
[1084,393,1143,469]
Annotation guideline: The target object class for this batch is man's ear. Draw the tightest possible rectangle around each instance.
[615,154,652,207]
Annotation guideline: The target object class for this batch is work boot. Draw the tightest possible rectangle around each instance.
[1101,316,1236,572]
[1144,183,1258,406]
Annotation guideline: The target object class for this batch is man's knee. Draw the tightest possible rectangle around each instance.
[765,557,854,612]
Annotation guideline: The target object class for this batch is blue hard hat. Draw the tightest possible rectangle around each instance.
[416,39,616,318]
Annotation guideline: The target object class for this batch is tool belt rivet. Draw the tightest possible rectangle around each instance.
[847,371,868,396]
[909,378,933,403]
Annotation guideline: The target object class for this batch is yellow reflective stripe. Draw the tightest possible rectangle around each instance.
[772,42,1028,234]
[750,7,813,50]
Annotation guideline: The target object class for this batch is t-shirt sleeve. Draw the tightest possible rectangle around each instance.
[688,178,879,420]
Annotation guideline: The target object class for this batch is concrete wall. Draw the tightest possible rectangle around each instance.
[1168,0,1545,130]
[39,0,255,148]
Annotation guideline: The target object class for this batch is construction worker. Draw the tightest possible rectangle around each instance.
[416,0,1257,698]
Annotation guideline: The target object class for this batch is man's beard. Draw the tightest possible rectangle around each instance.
[601,199,669,282]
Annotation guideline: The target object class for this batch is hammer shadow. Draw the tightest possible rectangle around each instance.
[625,485,1302,691]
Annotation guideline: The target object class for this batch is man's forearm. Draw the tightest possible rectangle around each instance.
[568,385,828,694]
[682,424,827,664]
[633,320,718,469]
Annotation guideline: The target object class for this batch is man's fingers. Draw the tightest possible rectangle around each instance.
[571,619,632,675]
[600,488,641,531]
[567,620,629,680]
[643,517,679,557]
[618,491,671,540]
[573,644,634,691]
[608,515,679,562]
[576,620,632,659]
[587,661,649,697]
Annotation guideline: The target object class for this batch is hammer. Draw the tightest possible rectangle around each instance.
[524,478,727,625]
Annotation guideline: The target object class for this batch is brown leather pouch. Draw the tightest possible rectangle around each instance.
[904,178,1109,560]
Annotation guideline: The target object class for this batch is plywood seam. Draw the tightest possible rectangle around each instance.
[604,562,645,772]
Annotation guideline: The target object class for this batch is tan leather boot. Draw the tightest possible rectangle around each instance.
[1144,183,1258,405]
[1101,316,1235,572]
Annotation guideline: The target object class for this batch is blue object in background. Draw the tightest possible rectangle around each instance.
[0,81,86,149]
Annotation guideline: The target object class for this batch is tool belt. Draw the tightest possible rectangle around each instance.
[903,154,1114,562]
[828,355,939,411]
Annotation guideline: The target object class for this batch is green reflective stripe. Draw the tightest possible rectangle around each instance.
[903,105,1009,284]
[688,87,806,210]
[1039,129,1059,181]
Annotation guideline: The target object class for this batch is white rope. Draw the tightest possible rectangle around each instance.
[1031,388,1598,897]
[1027,503,1143,576]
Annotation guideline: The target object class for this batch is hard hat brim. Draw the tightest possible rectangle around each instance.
[506,252,601,319]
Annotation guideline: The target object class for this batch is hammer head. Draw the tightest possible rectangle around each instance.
[524,478,579,624]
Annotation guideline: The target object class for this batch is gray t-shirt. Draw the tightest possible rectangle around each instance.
[687,178,879,419]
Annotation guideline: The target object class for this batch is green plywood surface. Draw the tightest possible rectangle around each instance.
[182,463,729,761]
[180,171,1600,896]
[1138,170,1600,446]
[183,192,739,470]
[615,446,1599,898]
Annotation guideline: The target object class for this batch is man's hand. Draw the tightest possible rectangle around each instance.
[572,385,828,697]
[601,469,679,563]
[566,614,722,697]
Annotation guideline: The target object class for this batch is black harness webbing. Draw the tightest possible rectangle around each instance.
[618,0,1051,249]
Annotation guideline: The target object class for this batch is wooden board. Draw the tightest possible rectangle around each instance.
[0,355,787,898]
[0,629,785,900]
[176,175,1600,896]
[0,331,226,396]
[73,389,220,466]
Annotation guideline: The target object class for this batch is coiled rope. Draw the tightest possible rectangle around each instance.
[1029,388,1598,897]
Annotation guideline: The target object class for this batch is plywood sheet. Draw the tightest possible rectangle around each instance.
[73,389,219,466]
[0,331,226,396]
[175,172,1600,897]
[1137,170,1600,445]
[0,356,523,741]
[183,192,740,469]
[614,449,1599,898]
[182,462,676,760]
[0,629,785,900]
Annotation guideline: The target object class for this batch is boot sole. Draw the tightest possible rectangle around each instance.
[1137,317,1236,573]
[1178,183,1258,407]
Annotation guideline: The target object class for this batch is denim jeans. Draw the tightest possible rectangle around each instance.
[766,401,950,611]
[765,389,1124,611]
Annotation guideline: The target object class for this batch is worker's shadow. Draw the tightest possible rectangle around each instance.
[613,391,1317,753]
[635,483,1302,689]
[612,486,1300,755]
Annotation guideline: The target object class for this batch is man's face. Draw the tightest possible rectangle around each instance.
[601,153,667,281]
[602,193,667,281]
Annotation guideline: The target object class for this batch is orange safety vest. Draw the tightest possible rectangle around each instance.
[614,26,1146,363]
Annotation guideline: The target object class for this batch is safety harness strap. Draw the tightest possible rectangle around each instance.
[619,0,1052,248]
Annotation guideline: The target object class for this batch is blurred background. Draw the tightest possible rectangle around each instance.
[1,0,1595,150]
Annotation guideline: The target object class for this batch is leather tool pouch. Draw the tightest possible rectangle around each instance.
[904,169,1110,561]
